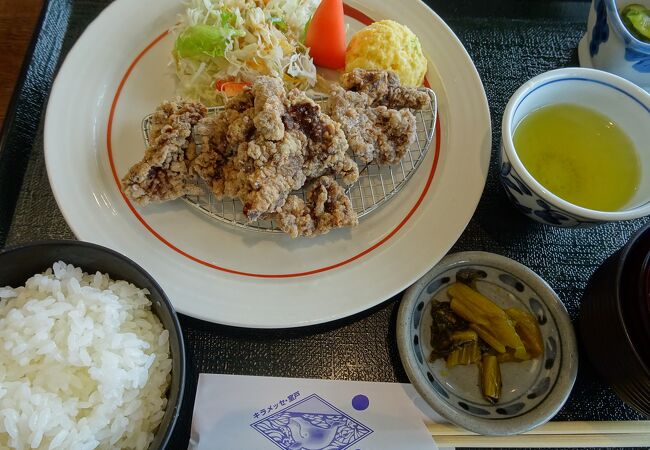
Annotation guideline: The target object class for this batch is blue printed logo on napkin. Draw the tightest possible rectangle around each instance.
[251,394,373,450]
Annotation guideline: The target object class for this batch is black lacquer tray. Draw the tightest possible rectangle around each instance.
[0,0,646,448]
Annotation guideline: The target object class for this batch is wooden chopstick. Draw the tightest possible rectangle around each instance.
[427,420,650,435]
[427,421,650,448]
[432,433,650,448]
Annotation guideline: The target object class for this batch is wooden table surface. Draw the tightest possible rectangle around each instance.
[0,0,44,129]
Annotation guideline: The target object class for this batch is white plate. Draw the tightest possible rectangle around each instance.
[45,0,491,328]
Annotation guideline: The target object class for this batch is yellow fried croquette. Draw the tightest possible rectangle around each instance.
[345,20,427,87]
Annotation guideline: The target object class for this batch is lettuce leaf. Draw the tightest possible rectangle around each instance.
[174,21,243,60]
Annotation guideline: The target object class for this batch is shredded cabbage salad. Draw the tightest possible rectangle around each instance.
[173,0,320,105]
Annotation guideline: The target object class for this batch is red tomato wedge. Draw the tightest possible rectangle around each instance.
[305,0,346,69]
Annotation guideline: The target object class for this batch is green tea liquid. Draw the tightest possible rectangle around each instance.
[514,103,640,211]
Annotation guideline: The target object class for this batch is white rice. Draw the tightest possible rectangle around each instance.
[0,262,172,450]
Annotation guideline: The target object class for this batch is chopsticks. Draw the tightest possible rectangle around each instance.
[427,421,650,448]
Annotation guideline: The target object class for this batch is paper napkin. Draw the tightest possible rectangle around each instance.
[189,374,443,450]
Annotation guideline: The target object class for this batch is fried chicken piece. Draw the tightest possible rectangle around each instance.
[191,108,255,195]
[327,88,373,163]
[340,68,430,110]
[283,90,359,185]
[121,100,206,205]
[196,77,360,222]
[328,86,417,164]
[252,77,286,141]
[273,176,358,238]
[213,79,304,220]
[227,90,254,112]
[369,106,418,164]
[191,78,299,220]
[221,133,307,221]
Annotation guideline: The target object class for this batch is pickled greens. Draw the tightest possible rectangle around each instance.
[621,4,650,42]
[480,355,502,404]
[429,281,545,405]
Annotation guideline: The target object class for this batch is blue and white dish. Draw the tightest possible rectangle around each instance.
[500,67,650,227]
[397,252,578,435]
[578,0,650,91]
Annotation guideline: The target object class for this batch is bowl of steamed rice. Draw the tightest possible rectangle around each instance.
[0,240,185,450]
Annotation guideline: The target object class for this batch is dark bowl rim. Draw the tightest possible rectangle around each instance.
[614,223,650,377]
[638,251,650,300]
[0,239,186,449]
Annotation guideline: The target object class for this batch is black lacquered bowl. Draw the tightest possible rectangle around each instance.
[581,223,650,418]
[0,240,186,449]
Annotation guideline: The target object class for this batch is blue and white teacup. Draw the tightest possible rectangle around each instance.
[500,68,650,227]
[578,0,650,91]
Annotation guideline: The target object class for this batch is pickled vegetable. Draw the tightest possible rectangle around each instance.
[468,323,507,354]
[451,329,478,346]
[448,283,506,318]
[448,283,528,359]
[447,341,481,368]
[480,355,502,404]
[506,308,544,358]
[496,348,531,363]
[430,300,468,359]
[429,282,544,405]
[621,4,650,42]
[455,269,482,289]
[449,297,489,327]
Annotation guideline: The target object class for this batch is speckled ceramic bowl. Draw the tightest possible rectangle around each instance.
[397,252,578,435]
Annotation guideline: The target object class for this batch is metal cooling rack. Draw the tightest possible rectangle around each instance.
[142,89,437,233]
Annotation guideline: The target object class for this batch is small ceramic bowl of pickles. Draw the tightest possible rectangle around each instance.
[396,252,578,435]
[500,67,650,227]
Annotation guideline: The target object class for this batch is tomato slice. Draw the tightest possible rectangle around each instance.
[305,0,346,69]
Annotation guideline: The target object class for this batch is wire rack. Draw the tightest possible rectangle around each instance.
[142,89,437,233]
